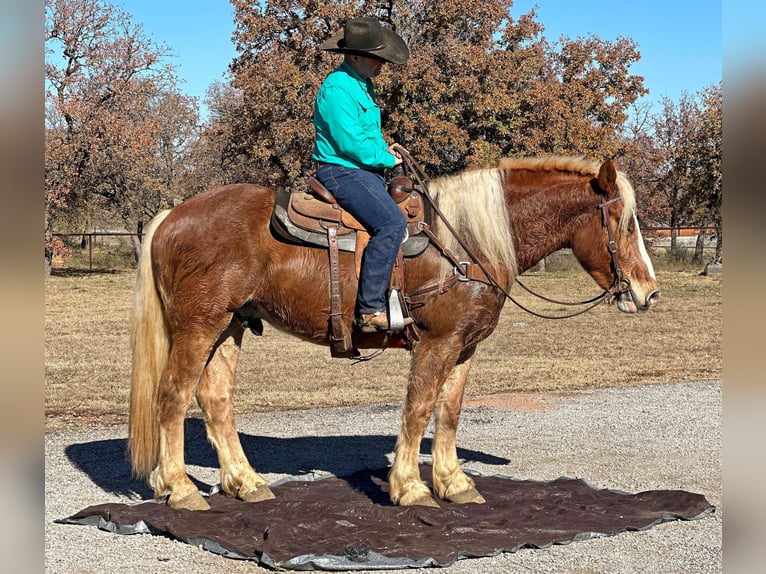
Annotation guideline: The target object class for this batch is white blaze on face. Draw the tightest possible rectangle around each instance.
[633,213,656,280]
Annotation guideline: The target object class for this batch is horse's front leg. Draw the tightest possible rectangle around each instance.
[195,326,275,503]
[431,356,485,504]
[389,339,459,507]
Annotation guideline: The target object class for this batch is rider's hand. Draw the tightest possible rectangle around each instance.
[387,143,403,166]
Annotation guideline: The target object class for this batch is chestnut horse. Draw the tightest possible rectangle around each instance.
[128,156,659,511]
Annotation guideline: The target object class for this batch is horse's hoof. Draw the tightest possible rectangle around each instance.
[169,491,210,511]
[239,485,276,503]
[412,495,441,507]
[398,492,440,507]
[446,487,486,505]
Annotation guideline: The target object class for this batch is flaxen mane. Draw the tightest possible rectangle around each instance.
[428,168,518,280]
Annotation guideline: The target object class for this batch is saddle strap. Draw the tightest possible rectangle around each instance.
[418,223,472,272]
[391,249,419,347]
[326,224,353,357]
[405,264,505,309]
[405,223,506,308]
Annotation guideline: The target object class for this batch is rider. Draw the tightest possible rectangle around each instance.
[312,17,414,333]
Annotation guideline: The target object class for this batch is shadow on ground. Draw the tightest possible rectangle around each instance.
[50,268,125,277]
[64,418,509,500]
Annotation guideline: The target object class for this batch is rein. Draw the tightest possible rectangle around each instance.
[398,150,631,320]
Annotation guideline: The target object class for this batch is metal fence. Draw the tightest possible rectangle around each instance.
[51,232,143,271]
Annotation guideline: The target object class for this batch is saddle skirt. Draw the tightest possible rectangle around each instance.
[271,176,431,257]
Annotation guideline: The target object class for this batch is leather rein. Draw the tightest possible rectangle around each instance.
[398,150,632,320]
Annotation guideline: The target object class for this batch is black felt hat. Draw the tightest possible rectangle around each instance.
[320,17,409,65]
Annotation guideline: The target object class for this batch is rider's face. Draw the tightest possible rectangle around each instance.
[349,55,385,79]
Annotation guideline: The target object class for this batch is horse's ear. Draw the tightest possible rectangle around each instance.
[596,160,618,195]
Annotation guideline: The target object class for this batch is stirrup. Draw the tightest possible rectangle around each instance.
[355,311,413,334]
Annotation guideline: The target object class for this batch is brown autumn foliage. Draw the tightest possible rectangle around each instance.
[44,0,722,270]
[45,0,198,269]
[207,0,646,190]
[620,84,722,261]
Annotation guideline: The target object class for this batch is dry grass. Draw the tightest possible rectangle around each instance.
[45,259,721,433]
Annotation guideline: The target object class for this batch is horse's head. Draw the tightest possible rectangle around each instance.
[571,160,660,313]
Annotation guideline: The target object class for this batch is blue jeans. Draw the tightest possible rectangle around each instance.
[316,164,407,315]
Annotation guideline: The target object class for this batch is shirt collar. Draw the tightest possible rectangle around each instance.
[339,61,373,89]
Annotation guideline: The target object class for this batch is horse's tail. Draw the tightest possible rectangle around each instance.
[128,209,172,479]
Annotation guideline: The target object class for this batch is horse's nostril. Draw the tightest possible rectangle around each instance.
[647,290,661,307]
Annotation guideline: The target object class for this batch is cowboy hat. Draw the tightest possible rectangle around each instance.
[320,17,409,65]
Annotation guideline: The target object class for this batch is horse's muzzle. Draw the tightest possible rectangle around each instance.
[645,290,661,308]
[617,288,660,314]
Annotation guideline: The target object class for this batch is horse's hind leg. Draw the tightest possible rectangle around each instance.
[431,357,485,504]
[151,335,213,510]
[195,325,275,503]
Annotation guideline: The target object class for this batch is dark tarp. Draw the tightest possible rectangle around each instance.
[58,466,714,570]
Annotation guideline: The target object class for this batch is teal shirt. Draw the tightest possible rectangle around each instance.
[312,62,397,170]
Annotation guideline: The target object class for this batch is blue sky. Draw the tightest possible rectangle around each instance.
[116,0,722,115]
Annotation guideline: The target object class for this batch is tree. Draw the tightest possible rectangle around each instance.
[650,95,699,256]
[221,0,646,188]
[45,0,197,268]
[688,83,722,263]
[147,90,200,209]
[180,81,256,198]
[617,101,666,223]
[629,85,722,263]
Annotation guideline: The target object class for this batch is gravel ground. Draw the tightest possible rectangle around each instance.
[45,380,721,573]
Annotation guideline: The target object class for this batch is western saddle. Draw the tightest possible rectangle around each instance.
[270,174,431,358]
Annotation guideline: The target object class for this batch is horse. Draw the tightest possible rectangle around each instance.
[128,156,659,511]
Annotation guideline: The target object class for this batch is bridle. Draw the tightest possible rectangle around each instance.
[398,149,633,320]
[598,195,633,303]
